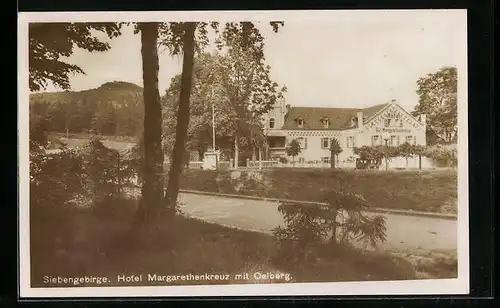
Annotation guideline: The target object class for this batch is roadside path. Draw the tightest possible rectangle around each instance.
[178,192,457,255]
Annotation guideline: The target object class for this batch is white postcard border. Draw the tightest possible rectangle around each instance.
[18,9,469,298]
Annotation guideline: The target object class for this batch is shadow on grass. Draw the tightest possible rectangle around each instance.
[31,198,422,288]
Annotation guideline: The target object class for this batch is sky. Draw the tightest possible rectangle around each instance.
[38,10,467,111]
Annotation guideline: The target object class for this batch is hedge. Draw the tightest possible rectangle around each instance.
[179,168,457,214]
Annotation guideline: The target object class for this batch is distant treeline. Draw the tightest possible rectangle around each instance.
[29,81,144,137]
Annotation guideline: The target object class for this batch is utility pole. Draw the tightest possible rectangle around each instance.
[382,132,390,171]
[212,102,216,152]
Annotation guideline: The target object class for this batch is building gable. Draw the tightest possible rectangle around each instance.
[364,103,424,131]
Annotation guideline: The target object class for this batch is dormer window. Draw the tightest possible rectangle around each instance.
[351,117,358,127]
[297,118,304,128]
[320,117,330,128]
[269,118,275,129]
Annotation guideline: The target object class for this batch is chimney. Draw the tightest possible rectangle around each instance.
[420,114,426,125]
[357,111,363,130]
[391,99,397,103]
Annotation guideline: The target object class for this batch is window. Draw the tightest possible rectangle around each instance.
[297,137,307,149]
[371,135,380,146]
[390,135,399,146]
[321,137,329,149]
[323,119,330,128]
[298,157,305,163]
[269,118,275,129]
[384,112,403,127]
[297,118,304,128]
[406,136,413,144]
[322,156,330,164]
[347,136,355,148]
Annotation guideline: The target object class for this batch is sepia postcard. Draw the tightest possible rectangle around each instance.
[18,9,469,298]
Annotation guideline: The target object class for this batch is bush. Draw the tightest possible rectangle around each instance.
[82,137,135,204]
[272,190,387,263]
[30,147,87,209]
[30,135,137,212]
[426,146,457,167]
[279,157,288,164]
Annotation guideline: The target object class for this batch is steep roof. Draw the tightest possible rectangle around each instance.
[282,103,389,130]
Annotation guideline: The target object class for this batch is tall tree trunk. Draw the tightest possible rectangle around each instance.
[234,134,239,169]
[164,22,197,210]
[330,151,335,168]
[133,22,164,228]
[419,155,422,169]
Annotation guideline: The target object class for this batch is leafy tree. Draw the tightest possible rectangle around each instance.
[82,137,134,204]
[285,139,301,167]
[29,116,49,150]
[413,67,457,144]
[412,144,427,169]
[29,22,122,92]
[91,101,116,135]
[214,44,285,169]
[161,53,230,161]
[329,138,342,169]
[158,21,284,213]
[161,50,284,168]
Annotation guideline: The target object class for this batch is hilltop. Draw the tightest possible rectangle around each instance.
[30,81,143,103]
[30,81,144,137]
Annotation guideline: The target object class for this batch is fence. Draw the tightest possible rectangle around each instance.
[246,156,437,170]
[246,160,334,169]
[186,160,233,170]
[184,156,438,170]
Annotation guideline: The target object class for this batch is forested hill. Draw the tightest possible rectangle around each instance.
[30,81,145,137]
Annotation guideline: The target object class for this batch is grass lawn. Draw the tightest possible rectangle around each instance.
[30,198,422,288]
[180,168,457,214]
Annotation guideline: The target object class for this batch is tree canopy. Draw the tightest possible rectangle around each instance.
[329,138,342,168]
[286,139,302,166]
[161,42,286,160]
[29,22,122,92]
[413,66,457,144]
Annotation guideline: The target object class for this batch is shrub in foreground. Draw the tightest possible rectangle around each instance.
[272,190,387,264]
